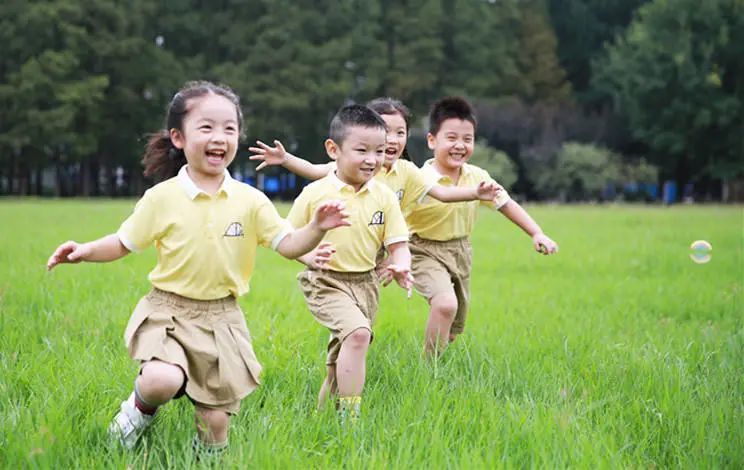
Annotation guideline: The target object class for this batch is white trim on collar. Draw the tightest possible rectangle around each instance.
[177,165,234,199]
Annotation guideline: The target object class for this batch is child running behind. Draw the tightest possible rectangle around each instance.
[408,97,559,357]
[46,81,349,455]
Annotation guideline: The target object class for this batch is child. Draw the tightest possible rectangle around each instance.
[286,104,412,420]
[409,97,558,356]
[248,97,503,213]
[46,81,350,454]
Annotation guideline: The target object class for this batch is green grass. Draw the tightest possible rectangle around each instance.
[1,200,742,468]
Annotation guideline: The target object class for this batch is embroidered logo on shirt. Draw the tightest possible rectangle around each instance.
[224,222,244,237]
[395,189,404,201]
[368,211,385,226]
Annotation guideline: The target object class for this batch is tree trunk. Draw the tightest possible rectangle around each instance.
[35,167,43,195]
[54,156,63,198]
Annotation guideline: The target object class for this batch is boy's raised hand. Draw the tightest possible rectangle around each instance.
[380,264,414,298]
[248,140,288,171]
[476,181,503,202]
[533,233,558,255]
[313,200,351,231]
[46,241,89,271]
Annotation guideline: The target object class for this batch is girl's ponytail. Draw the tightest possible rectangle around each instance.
[141,130,186,182]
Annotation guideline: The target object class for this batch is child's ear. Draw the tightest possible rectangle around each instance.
[426,132,436,150]
[324,138,339,160]
[170,128,185,149]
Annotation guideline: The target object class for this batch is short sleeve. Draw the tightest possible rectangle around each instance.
[477,169,511,210]
[286,187,312,232]
[383,192,409,246]
[401,163,434,210]
[253,192,292,250]
[117,191,162,252]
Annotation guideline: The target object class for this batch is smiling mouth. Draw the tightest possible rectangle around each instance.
[206,150,225,164]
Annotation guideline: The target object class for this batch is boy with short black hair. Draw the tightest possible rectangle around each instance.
[408,96,558,357]
[287,104,412,420]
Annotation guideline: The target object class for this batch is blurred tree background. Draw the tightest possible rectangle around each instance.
[0,0,741,201]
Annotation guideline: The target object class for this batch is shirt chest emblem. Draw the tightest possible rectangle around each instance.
[368,211,385,226]
[224,222,244,237]
[395,189,404,201]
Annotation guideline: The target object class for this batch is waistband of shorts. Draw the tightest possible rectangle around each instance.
[148,288,237,313]
[410,233,469,247]
[306,269,375,281]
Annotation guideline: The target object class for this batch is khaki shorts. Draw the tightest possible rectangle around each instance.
[297,270,379,366]
[409,234,472,335]
[124,288,262,414]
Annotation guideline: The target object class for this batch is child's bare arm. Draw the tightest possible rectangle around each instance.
[276,201,350,259]
[46,234,130,270]
[380,241,414,296]
[427,181,503,203]
[249,140,333,180]
[498,201,559,255]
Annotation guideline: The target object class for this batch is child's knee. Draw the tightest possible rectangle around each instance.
[431,294,458,318]
[344,328,372,350]
[195,407,230,439]
[140,360,185,397]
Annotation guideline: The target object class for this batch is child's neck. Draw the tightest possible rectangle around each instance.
[432,160,462,184]
[334,170,365,192]
[187,167,224,196]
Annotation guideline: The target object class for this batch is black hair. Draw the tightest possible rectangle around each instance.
[328,104,387,146]
[428,96,477,135]
[142,81,244,182]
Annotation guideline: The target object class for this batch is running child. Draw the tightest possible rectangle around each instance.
[286,104,412,420]
[46,81,349,454]
[409,96,558,357]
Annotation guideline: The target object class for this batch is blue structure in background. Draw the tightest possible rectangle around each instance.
[662,180,677,204]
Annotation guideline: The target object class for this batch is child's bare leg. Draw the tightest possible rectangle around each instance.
[335,328,371,396]
[194,406,230,444]
[425,293,458,357]
[137,360,185,408]
[317,364,337,409]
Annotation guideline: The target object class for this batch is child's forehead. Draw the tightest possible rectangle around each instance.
[186,94,238,121]
[342,125,386,144]
[436,118,475,135]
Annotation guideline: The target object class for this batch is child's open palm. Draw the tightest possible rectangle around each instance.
[46,241,89,271]
[380,264,414,298]
[313,201,351,231]
[248,140,287,171]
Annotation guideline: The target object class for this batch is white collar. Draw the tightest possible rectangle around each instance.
[176,165,234,199]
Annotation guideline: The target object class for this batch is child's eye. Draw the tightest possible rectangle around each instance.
[199,125,212,131]
[225,126,237,133]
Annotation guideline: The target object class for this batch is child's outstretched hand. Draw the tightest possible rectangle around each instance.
[306,242,336,270]
[248,140,288,171]
[476,181,503,202]
[533,233,558,255]
[380,264,414,298]
[313,201,351,231]
[47,241,89,271]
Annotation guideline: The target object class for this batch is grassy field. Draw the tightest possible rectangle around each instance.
[0,200,741,468]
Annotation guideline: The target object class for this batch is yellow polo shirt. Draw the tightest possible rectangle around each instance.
[117,165,291,300]
[375,159,434,212]
[287,172,408,272]
[406,159,511,241]
[327,160,433,210]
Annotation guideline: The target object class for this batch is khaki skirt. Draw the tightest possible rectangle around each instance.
[124,288,261,413]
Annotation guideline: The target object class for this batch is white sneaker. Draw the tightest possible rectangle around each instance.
[108,392,155,449]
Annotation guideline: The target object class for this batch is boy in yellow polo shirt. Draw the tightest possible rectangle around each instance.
[287,104,412,420]
[408,97,559,357]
